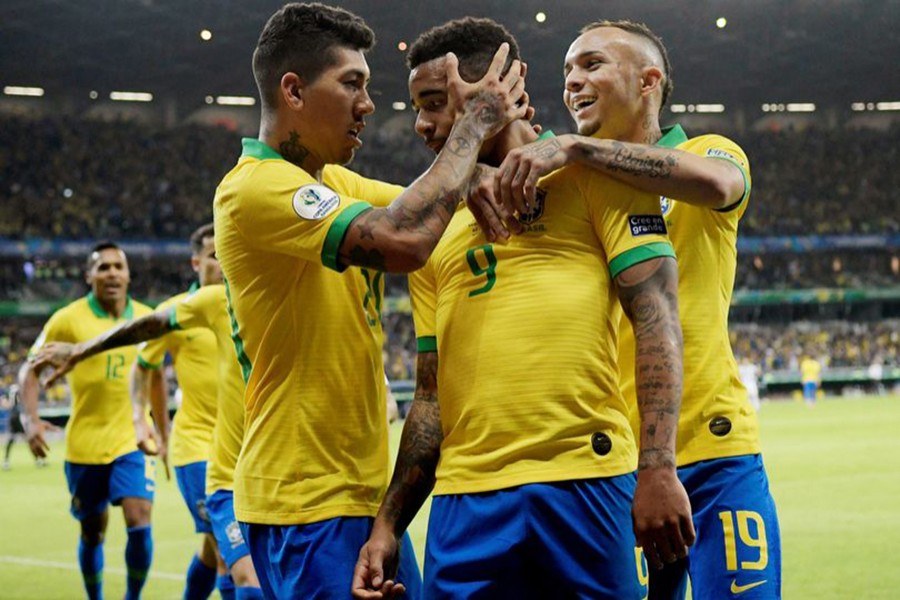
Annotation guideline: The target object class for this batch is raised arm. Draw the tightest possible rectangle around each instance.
[352,351,442,599]
[614,256,695,570]
[496,134,745,216]
[31,309,175,387]
[338,45,528,273]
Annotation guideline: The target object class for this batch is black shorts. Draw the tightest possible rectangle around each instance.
[8,410,24,435]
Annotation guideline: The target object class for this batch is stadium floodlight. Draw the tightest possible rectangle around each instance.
[392,101,407,111]
[535,12,547,23]
[4,86,44,97]
[200,29,213,41]
[716,17,727,29]
[669,104,687,113]
[110,91,153,102]
[216,96,256,106]
[850,102,866,111]
[876,101,900,111]
[695,104,725,113]
[786,103,816,112]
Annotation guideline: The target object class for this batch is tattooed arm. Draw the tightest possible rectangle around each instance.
[352,351,442,599]
[496,134,746,215]
[338,46,528,273]
[30,309,175,387]
[614,256,695,570]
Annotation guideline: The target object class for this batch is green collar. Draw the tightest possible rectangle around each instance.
[241,138,283,161]
[656,124,687,148]
[87,292,134,320]
[537,129,556,140]
[188,281,201,293]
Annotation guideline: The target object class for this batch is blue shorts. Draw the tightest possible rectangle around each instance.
[207,489,250,568]
[175,461,212,534]
[802,381,817,401]
[241,517,422,599]
[652,454,782,600]
[425,476,644,599]
[64,450,155,521]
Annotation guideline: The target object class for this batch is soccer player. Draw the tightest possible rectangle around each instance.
[739,358,762,411]
[800,353,822,406]
[32,286,264,600]
[131,223,223,600]
[19,243,155,600]
[495,19,782,600]
[212,3,527,598]
[352,18,690,598]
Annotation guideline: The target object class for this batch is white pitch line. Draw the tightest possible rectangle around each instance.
[0,555,183,581]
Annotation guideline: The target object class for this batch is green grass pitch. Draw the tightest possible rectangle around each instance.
[1,394,898,599]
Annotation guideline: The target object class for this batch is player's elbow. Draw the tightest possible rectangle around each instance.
[386,239,431,272]
[706,166,746,210]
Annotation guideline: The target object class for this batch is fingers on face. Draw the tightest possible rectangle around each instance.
[490,43,510,75]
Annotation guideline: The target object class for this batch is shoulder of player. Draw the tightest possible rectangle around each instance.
[679,133,749,165]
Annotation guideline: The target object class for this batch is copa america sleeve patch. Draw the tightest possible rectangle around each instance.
[628,214,667,236]
[292,184,340,220]
[706,147,744,166]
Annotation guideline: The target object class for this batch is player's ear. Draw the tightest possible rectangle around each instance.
[280,72,304,111]
[190,255,201,274]
[640,65,663,98]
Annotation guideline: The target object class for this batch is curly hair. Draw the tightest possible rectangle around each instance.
[407,17,519,83]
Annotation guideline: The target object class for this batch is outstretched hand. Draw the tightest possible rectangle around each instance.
[446,43,529,139]
[30,342,80,388]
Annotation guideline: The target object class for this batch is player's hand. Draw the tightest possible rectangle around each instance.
[446,43,529,139]
[632,466,696,570]
[30,342,81,387]
[495,134,575,218]
[466,164,522,242]
[135,417,170,480]
[25,419,50,458]
[351,525,405,599]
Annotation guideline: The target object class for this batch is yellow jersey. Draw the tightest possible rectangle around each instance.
[800,358,821,384]
[138,287,218,468]
[410,163,675,495]
[168,284,245,495]
[214,138,403,525]
[29,294,152,464]
[619,125,758,466]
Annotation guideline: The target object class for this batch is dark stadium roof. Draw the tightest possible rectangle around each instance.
[3,0,898,115]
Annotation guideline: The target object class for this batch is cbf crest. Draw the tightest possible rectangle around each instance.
[519,188,547,224]
[659,195,673,216]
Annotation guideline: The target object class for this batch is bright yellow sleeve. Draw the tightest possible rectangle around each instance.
[579,168,675,278]
[28,309,74,357]
[409,259,438,353]
[224,160,373,272]
[690,134,752,216]
[171,286,222,331]
[137,297,180,369]
[324,165,404,208]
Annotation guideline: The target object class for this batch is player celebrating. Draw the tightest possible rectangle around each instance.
[495,19,782,600]
[213,3,528,598]
[19,243,154,600]
[32,282,264,599]
[129,223,223,600]
[353,18,690,598]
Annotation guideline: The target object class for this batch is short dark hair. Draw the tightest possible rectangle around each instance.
[580,20,674,111]
[87,241,123,270]
[189,223,214,255]
[253,2,375,108]
[407,17,519,83]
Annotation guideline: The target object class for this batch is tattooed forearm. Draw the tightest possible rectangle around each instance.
[377,352,442,535]
[602,141,676,179]
[81,311,174,360]
[615,257,683,470]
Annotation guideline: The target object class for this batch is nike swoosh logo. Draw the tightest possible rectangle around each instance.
[730,579,767,594]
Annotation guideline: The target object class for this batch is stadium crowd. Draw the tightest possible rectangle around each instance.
[2,116,900,239]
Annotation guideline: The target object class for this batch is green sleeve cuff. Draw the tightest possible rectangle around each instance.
[709,156,750,213]
[417,336,437,353]
[168,308,181,331]
[321,202,373,272]
[137,355,162,370]
[608,242,676,279]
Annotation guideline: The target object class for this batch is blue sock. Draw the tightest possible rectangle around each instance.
[235,587,263,600]
[217,574,236,600]
[183,554,217,600]
[78,539,104,600]
[124,525,153,600]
